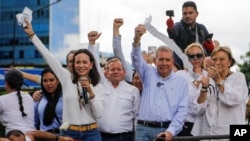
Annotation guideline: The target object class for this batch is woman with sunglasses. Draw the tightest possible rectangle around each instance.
[191,46,248,140]
[22,20,104,141]
[175,42,210,137]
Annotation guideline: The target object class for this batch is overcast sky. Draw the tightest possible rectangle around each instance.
[59,0,250,68]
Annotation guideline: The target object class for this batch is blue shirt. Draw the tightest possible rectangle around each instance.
[131,46,189,135]
[34,93,63,131]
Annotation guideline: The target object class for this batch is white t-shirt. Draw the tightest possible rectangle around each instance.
[0,91,35,134]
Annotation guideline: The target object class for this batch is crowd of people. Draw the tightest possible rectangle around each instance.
[0,1,249,141]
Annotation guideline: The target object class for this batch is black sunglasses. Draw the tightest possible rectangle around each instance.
[187,53,203,59]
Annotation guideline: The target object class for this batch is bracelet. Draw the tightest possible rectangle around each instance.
[202,86,208,89]
[200,90,207,93]
[55,134,59,141]
[216,80,225,86]
[132,42,140,47]
[28,33,35,38]
[89,95,95,100]
[200,88,207,93]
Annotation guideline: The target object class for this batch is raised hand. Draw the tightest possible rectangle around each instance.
[113,18,123,29]
[133,24,146,47]
[88,31,101,45]
[113,18,123,36]
[23,19,35,38]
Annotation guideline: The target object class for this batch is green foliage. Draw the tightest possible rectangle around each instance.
[237,50,250,90]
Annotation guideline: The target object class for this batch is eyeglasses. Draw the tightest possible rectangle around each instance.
[187,53,203,59]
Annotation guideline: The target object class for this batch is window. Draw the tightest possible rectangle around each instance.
[19,50,24,58]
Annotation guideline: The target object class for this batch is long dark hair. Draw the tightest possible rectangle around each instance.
[40,67,62,125]
[6,129,25,138]
[72,49,100,86]
[5,70,26,117]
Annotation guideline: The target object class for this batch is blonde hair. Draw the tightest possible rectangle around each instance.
[184,42,206,56]
[184,43,206,68]
[210,46,236,67]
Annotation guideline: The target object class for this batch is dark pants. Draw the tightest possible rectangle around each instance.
[177,122,199,141]
[101,132,134,141]
[177,122,194,136]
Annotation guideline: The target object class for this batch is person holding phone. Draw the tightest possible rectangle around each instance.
[166,1,214,55]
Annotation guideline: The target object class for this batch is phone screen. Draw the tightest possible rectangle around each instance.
[148,46,157,56]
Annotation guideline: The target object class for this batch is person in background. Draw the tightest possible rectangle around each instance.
[166,1,214,55]
[131,24,189,141]
[22,20,104,141]
[87,18,143,91]
[10,50,76,84]
[10,49,77,102]
[142,50,154,65]
[65,50,77,74]
[192,46,248,140]
[132,70,143,95]
[204,56,214,69]
[112,18,134,82]
[34,67,63,135]
[112,18,143,94]
[32,50,77,101]
[176,43,209,137]
[213,40,220,48]
[1,129,73,141]
[0,70,35,137]
[97,58,140,141]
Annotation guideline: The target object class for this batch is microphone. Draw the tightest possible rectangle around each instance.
[82,87,88,104]
[157,82,164,87]
[80,76,88,104]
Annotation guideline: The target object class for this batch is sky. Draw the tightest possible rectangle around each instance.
[55,0,250,69]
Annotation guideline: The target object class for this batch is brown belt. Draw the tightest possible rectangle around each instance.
[69,123,98,132]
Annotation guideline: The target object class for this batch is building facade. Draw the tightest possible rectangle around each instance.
[0,0,79,67]
[0,0,51,66]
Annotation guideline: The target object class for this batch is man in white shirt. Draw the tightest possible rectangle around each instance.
[97,58,140,141]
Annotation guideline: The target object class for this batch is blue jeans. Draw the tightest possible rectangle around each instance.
[60,128,102,141]
[135,124,167,141]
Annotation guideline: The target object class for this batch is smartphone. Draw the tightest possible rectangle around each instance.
[205,33,213,40]
[166,10,174,17]
[155,134,166,141]
[148,46,157,56]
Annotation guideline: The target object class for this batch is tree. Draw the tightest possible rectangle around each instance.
[237,50,250,94]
